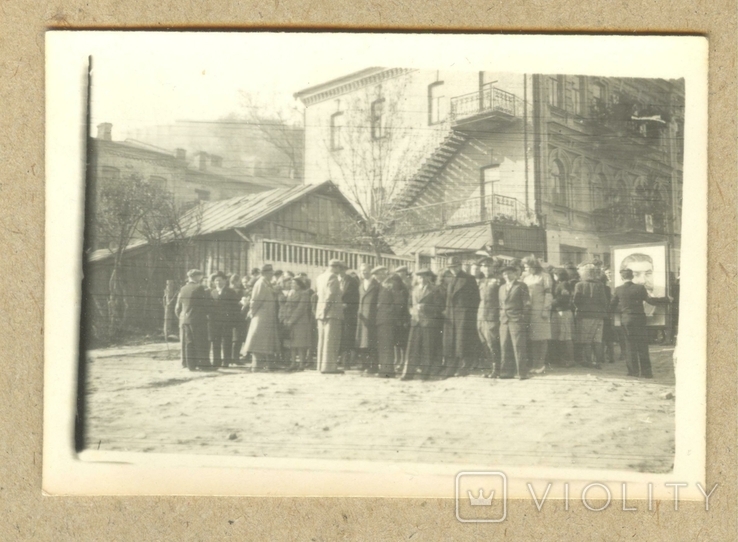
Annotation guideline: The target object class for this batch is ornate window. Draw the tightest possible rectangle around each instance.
[592,173,607,210]
[548,76,562,108]
[550,158,567,207]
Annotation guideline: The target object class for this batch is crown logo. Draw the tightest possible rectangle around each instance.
[467,488,494,506]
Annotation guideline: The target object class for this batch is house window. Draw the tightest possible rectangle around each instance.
[548,77,562,108]
[330,111,344,150]
[428,82,446,125]
[482,164,501,219]
[568,77,583,115]
[550,159,567,207]
[591,173,607,210]
[195,189,210,201]
[371,98,385,140]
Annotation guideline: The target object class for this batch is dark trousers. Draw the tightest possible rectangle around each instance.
[210,324,238,367]
[477,320,500,373]
[622,315,652,377]
[181,324,208,370]
[376,324,396,377]
[402,325,434,379]
[500,321,528,377]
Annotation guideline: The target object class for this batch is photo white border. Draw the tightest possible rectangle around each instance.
[44,32,708,498]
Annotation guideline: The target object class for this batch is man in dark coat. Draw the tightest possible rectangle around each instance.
[498,265,530,379]
[401,269,443,380]
[339,269,360,367]
[355,263,381,373]
[610,268,671,378]
[175,269,211,371]
[442,256,481,378]
[208,271,242,368]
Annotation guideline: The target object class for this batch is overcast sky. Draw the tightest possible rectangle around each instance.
[79,32,701,141]
[88,34,361,140]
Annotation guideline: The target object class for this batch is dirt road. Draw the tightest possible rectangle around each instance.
[83,343,676,473]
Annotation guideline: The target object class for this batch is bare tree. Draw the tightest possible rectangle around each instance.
[229,93,304,181]
[323,76,428,260]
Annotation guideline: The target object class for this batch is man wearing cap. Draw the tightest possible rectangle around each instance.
[339,266,360,368]
[208,271,241,368]
[355,263,381,373]
[175,269,211,371]
[315,259,346,374]
[498,264,531,379]
[401,268,443,380]
[477,257,502,378]
[393,266,412,370]
[241,264,280,371]
[442,255,481,378]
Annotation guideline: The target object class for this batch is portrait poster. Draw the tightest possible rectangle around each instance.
[612,243,669,327]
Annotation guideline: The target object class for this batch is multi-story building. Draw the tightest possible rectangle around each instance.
[89,123,281,251]
[295,69,684,270]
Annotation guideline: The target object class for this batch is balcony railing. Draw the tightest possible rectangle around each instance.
[592,206,666,234]
[587,99,665,146]
[450,86,520,124]
[395,193,537,234]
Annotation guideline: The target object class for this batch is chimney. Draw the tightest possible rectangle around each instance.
[175,148,187,161]
[97,123,112,141]
[210,154,223,168]
[198,152,209,171]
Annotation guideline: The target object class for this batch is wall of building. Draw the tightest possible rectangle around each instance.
[302,69,531,212]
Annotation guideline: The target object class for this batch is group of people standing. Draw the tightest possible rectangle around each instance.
[172,253,671,381]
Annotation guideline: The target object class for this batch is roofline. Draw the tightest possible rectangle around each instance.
[87,180,366,264]
[293,68,415,107]
[293,68,385,99]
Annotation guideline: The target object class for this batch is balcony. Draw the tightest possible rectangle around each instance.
[394,193,537,235]
[592,206,667,235]
[449,86,521,131]
[586,99,666,153]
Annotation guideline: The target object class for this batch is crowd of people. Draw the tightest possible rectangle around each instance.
[171,254,673,381]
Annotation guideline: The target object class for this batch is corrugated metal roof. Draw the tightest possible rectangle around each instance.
[391,225,491,256]
[181,182,330,238]
[89,181,343,263]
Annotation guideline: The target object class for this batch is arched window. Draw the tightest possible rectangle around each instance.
[591,173,607,211]
[550,158,567,207]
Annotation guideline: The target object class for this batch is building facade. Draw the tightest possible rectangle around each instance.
[296,69,684,270]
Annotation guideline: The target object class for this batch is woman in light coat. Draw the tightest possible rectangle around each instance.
[522,256,553,374]
[241,264,280,371]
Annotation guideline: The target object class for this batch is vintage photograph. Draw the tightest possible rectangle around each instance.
[44,33,707,497]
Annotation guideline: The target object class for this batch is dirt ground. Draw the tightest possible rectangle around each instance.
[83,342,676,473]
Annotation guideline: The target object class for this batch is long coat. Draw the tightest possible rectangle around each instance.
[282,289,312,349]
[523,272,553,341]
[175,282,210,327]
[443,270,481,360]
[242,276,280,355]
[403,283,444,377]
[355,277,380,349]
[340,274,360,352]
[315,271,344,321]
[208,286,241,340]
